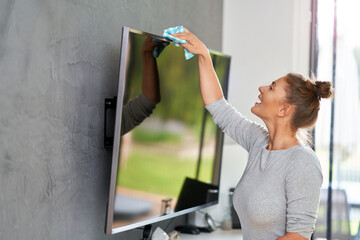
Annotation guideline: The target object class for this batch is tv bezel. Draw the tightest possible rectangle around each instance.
[105,26,230,235]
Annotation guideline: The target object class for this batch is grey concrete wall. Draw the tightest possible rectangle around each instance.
[0,0,223,239]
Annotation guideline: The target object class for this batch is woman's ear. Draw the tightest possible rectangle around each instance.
[277,104,292,118]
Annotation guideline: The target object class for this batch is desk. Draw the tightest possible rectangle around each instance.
[179,229,243,240]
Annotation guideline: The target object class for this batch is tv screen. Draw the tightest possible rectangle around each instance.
[105,27,230,234]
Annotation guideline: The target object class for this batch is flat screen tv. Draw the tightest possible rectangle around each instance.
[105,26,230,235]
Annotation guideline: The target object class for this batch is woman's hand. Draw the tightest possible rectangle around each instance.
[171,27,223,105]
[171,28,209,57]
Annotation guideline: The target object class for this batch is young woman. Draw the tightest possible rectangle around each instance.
[172,28,333,240]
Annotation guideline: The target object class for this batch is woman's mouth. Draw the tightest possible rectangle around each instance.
[256,95,262,104]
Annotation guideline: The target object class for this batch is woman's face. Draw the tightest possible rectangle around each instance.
[251,77,289,121]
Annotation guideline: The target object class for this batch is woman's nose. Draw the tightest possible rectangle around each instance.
[259,86,264,93]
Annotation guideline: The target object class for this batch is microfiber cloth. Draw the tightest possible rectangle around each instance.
[153,26,195,60]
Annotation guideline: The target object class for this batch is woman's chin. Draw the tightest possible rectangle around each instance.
[251,105,257,114]
[251,104,260,116]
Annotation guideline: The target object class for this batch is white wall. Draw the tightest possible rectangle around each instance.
[193,0,312,226]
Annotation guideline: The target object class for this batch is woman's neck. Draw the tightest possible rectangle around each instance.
[264,120,300,151]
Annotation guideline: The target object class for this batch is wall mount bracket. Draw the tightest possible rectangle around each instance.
[104,97,117,147]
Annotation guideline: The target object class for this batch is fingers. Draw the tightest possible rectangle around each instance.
[171,32,189,37]
[171,32,193,42]
[183,27,191,33]
[166,27,207,55]
[170,33,185,38]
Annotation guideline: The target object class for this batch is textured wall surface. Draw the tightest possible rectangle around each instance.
[0,0,223,239]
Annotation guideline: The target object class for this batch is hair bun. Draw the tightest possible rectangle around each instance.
[315,81,334,99]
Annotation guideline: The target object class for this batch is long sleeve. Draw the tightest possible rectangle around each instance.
[205,97,268,152]
[121,93,158,135]
[285,148,323,239]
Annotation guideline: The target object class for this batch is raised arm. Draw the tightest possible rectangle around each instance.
[120,37,162,135]
[171,28,223,105]
[172,28,268,152]
[141,37,161,102]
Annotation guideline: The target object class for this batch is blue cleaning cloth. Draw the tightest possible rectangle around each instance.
[163,26,195,60]
[153,26,195,60]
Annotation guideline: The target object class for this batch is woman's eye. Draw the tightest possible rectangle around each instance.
[269,86,273,90]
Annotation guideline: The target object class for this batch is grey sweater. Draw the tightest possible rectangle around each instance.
[121,94,158,135]
[205,98,322,240]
